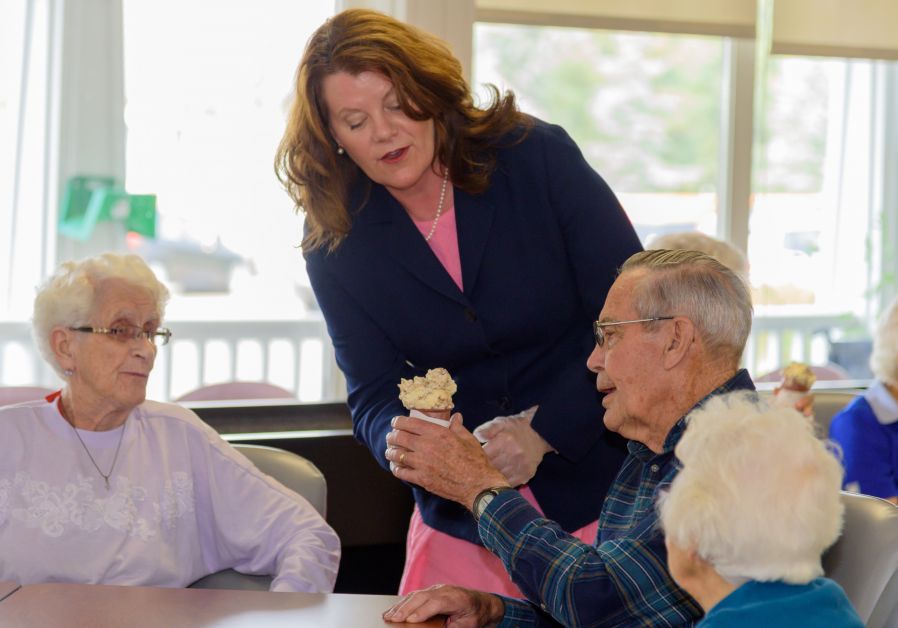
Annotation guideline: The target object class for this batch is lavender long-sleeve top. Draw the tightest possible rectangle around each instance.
[0,397,340,592]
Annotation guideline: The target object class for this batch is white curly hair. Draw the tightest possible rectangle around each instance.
[659,391,844,585]
[32,253,169,378]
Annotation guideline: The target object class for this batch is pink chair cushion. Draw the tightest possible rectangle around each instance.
[755,363,852,383]
[175,382,296,402]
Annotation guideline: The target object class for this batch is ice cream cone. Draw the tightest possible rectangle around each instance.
[773,362,815,410]
[398,368,457,428]
[409,407,453,427]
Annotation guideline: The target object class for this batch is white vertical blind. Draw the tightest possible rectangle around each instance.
[2,0,59,319]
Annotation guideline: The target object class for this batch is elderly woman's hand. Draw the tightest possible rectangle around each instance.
[386,413,508,510]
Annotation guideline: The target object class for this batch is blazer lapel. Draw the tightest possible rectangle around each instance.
[358,186,467,305]
[455,189,495,296]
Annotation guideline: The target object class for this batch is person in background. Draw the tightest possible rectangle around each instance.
[648,230,749,277]
[383,250,754,626]
[659,392,862,627]
[647,230,817,417]
[275,9,642,595]
[829,295,898,505]
[0,253,340,591]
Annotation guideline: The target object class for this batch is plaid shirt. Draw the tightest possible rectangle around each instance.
[479,369,755,627]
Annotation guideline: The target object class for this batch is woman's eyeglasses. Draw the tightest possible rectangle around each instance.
[69,325,172,346]
[593,317,674,347]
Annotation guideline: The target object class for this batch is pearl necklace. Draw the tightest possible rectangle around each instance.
[424,170,450,242]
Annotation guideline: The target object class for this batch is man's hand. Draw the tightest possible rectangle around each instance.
[383,584,505,626]
[474,407,554,487]
[386,413,509,510]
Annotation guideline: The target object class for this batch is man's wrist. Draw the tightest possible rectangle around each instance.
[466,590,506,627]
[472,485,515,519]
[486,593,506,626]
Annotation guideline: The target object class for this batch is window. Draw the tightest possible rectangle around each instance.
[121,0,335,400]
[752,56,877,312]
[0,1,339,400]
[474,18,892,379]
[474,23,724,243]
[748,54,886,378]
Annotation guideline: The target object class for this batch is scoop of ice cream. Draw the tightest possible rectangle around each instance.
[398,368,456,411]
[781,362,816,391]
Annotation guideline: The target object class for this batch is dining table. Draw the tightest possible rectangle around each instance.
[0,582,444,627]
[0,580,20,603]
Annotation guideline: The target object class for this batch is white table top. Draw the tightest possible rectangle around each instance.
[0,582,442,628]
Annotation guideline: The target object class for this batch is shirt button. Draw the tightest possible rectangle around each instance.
[650,464,660,473]
[499,396,511,411]
[464,308,478,322]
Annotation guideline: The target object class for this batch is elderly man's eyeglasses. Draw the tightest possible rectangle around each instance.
[70,326,172,346]
[593,317,674,347]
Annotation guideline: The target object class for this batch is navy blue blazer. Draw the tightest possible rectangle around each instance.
[306,120,643,543]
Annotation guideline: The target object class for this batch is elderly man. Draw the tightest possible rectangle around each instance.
[382,249,755,627]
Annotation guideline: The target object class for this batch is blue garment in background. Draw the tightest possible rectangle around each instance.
[829,380,898,499]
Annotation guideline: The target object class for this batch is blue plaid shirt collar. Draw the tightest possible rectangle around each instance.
[627,368,756,464]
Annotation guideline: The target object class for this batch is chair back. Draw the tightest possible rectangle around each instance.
[813,391,858,436]
[0,386,54,406]
[822,492,898,627]
[188,444,327,591]
[756,389,857,438]
[232,444,327,516]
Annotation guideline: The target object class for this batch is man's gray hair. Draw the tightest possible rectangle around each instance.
[32,253,170,378]
[621,249,752,366]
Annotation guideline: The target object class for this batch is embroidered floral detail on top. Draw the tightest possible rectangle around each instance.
[0,471,195,540]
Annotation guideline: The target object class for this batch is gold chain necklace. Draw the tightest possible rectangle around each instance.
[69,419,127,491]
[424,170,450,242]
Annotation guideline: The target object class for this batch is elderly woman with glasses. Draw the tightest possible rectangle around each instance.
[659,392,863,626]
[0,253,340,592]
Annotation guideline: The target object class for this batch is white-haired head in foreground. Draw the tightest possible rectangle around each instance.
[32,253,169,378]
[870,295,898,387]
[659,391,844,585]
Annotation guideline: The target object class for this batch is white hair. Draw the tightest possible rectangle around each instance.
[659,392,845,585]
[870,295,898,386]
[647,231,749,276]
[32,253,170,377]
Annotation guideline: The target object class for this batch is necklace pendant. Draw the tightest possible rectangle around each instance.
[104,477,110,490]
